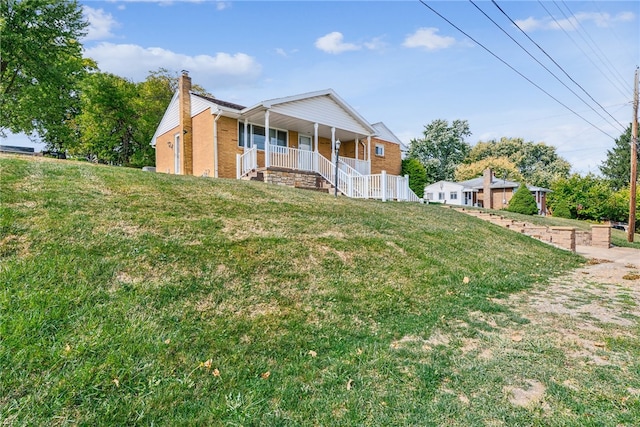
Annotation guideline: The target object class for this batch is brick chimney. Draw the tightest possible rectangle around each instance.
[179,70,193,175]
[483,168,493,209]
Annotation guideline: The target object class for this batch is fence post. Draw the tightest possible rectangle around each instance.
[381,170,387,202]
[365,176,370,199]
[236,153,241,179]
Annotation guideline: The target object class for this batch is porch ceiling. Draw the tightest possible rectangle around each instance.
[241,110,369,142]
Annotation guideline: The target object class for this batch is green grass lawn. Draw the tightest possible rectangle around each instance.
[1,155,629,425]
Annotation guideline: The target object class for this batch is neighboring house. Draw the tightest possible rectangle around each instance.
[424,168,551,215]
[151,72,418,202]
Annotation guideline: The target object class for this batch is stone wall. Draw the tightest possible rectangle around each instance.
[451,207,611,253]
[262,168,324,189]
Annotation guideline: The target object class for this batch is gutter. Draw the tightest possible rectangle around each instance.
[213,109,222,178]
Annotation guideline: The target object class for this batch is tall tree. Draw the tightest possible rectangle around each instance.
[465,137,570,188]
[599,125,638,191]
[73,72,138,165]
[407,119,471,184]
[0,0,87,145]
[454,156,523,183]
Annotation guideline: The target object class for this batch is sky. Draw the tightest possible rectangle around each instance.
[5,0,639,174]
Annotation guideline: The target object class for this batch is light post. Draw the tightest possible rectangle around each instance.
[334,139,341,197]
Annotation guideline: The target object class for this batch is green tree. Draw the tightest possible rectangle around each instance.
[466,137,570,188]
[454,156,522,182]
[407,119,471,184]
[506,183,538,215]
[73,72,139,165]
[551,200,572,218]
[599,125,638,191]
[401,158,427,198]
[1,0,87,146]
[547,174,619,221]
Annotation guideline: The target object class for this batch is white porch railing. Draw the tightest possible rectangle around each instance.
[236,146,422,203]
[236,147,258,179]
[340,157,370,175]
[269,145,315,172]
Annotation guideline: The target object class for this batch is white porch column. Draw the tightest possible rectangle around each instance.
[264,110,270,168]
[331,127,336,161]
[355,137,359,160]
[367,136,372,174]
[314,122,319,172]
[243,119,248,152]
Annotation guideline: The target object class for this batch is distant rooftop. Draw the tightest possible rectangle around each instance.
[0,145,36,155]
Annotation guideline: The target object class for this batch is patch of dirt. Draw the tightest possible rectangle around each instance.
[504,379,546,407]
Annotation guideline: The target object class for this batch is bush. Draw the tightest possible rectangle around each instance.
[401,158,427,198]
[507,183,538,215]
[551,200,572,218]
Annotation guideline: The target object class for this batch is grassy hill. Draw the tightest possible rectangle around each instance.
[1,156,586,425]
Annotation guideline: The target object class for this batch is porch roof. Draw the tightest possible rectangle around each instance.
[240,89,377,141]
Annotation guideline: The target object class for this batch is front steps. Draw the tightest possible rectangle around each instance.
[242,167,338,195]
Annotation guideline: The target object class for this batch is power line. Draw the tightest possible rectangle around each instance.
[490,0,627,133]
[536,1,630,100]
[545,0,631,99]
[417,0,616,141]
[559,0,631,94]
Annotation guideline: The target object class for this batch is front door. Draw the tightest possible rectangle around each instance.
[298,135,313,171]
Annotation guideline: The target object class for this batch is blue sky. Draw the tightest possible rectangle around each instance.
[7,1,639,174]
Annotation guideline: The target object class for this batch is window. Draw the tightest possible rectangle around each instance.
[239,122,287,150]
[438,192,445,200]
[450,191,458,200]
[375,144,384,156]
[269,129,287,147]
[426,192,433,200]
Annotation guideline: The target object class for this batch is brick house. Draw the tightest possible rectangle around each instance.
[424,168,550,215]
[151,72,418,201]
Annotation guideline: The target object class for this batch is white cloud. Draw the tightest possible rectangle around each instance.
[402,28,455,51]
[274,48,298,58]
[84,43,262,88]
[516,11,635,32]
[83,6,119,41]
[363,36,387,51]
[216,1,231,11]
[513,17,541,32]
[315,32,360,54]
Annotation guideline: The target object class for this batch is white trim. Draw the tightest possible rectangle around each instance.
[173,133,180,175]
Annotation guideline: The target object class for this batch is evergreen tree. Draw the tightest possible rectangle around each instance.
[507,183,538,215]
[599,125,638,191]
[401,158,427,198]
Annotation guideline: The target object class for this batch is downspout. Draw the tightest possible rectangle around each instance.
[213,109,222,178]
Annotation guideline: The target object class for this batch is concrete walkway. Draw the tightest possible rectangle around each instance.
[576,245,640,264]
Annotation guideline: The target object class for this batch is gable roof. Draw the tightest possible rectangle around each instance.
[152,88,395,146]
[371,122,404,147]
[195,93,245,111]
[241,89,376,137]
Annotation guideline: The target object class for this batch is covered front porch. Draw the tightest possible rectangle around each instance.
[237,145,419,202]
[233,89,420,202]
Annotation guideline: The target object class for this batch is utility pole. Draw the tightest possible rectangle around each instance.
[628,67,639,242]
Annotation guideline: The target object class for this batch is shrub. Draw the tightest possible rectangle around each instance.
[401,158,427,198]
[551,200,572,218]
[507,183,538,215]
